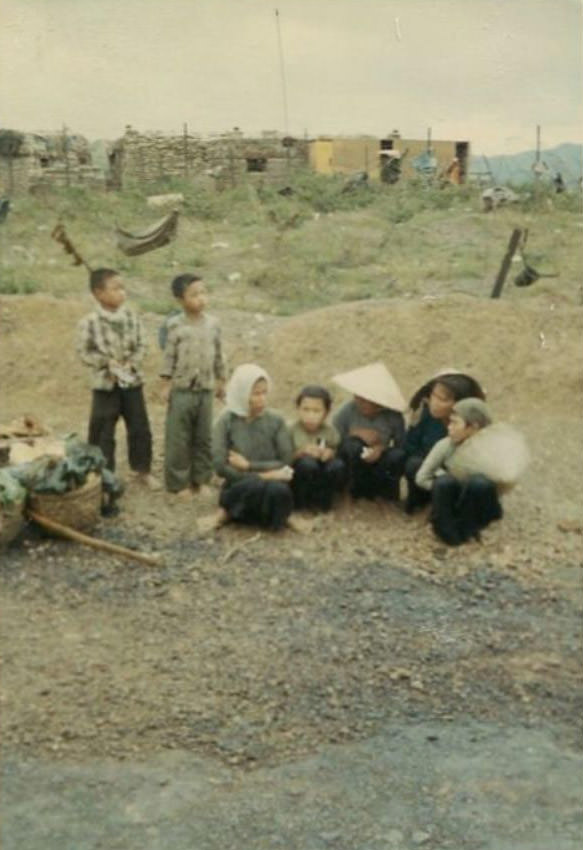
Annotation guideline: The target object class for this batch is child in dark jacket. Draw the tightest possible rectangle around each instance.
[289,385,346,511]
[403,371,485,513]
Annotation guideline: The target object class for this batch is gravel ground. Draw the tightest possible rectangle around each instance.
[1,503,582,848]
[1,293,582,846]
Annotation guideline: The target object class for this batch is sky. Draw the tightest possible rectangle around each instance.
[1,0,582,156]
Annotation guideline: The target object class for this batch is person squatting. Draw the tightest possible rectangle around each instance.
[78,269,526,547]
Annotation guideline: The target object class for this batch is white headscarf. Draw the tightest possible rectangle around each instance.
[225,363,271,417]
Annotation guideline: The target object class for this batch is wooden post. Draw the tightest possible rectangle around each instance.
[491,228,523,299]
[183,122,189,179]
[229,144,236,188]
[63,124,71,187]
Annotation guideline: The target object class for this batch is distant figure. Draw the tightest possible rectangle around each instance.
[0,198,10,224]
[553,172,565,193]
[444,156,462,185]
[380,150,402,184]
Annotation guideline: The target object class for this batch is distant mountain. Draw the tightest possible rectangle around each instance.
[470,143,582,187]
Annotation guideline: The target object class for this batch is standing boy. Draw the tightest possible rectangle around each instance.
[77,268,160,488]
[160,274,226,498]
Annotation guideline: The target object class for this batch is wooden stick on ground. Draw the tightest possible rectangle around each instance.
[28,511,163,567]
[220,532,262,565]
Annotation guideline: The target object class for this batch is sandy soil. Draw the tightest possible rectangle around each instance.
[1,292,582,848]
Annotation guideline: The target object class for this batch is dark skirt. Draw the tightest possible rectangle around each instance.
[291,455,347,511]
[430,473,503,546]
[338,436,405,501]
[219,477,293,531]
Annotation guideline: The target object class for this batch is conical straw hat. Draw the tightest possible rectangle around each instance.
[332,362,407,412]
[408,368,485,411]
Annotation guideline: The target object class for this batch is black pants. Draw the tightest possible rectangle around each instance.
[404,454,432,514]
[291,456,347,511]
[339,437,404,501]
[88,386,153,473]
[431,473,503,546]
[219,478,293,531]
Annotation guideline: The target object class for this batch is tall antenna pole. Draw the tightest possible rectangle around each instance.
[274,9,289,135]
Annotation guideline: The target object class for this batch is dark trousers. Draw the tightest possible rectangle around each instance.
[404,454,432,514]
[339,437,404,501]
[291,455,347,511]
[88,386,152,473]
[431,473,503,546]
[219,478,293,531]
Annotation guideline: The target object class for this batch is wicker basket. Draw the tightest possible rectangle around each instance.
[29,472,102,532]
[0,499,25,548]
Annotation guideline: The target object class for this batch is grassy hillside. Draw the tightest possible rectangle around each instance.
[1,173,581,315]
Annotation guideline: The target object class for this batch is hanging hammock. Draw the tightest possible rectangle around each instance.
[115,209,179,257]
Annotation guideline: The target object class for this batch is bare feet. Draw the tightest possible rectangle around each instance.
[173,488,196,501]
[287,514,314,534]
[194,484,214,500]
[197,508,229,536]
[131,472,162,491]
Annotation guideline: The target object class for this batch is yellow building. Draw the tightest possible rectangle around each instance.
[308,135,470,183]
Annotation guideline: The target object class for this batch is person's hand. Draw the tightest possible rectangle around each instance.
[361,445,383,464]
[263,466,293,482]
[107,359,121,382]
[228,450,250,471]
[302,443,321,459]
[320,446,334,462]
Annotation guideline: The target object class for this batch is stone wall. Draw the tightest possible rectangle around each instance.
[0,131,102,195]
[108,127,207,188]
[109,127,309,189]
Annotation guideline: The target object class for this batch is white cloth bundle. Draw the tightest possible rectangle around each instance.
[447,423,530,489]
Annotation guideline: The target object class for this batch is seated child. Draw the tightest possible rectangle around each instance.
[404,370,485,514]
[289,385,346,511]
[332,362,406,501]
[201,364,307,533]
[415,398,502,546]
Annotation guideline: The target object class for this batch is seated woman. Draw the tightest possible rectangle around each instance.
[415,398,503,546]
[200,363,300,533]
[289,384,346,512]
[404,370,485,514]
[331,362,406,502]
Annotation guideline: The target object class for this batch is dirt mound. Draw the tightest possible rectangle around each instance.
[1,292,581,531]
[259,295,583,418]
